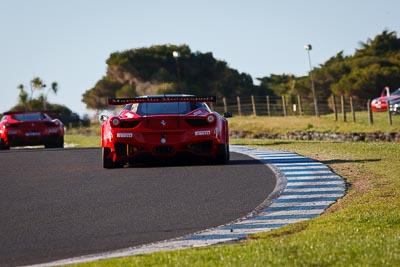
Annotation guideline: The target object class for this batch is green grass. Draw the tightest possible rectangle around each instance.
[64,116,400,266]
[64,134,100,148]
[64,124,101,148]
[228,112,400,134]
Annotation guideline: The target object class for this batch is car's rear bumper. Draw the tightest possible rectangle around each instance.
[6,134,63,147]
[371,107,387,112]
[104,128,224,161]
[371,102,388,112]
[114,139,216,158]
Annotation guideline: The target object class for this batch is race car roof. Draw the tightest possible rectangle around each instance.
[108,95,216,105]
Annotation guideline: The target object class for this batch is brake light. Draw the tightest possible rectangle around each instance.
[46,121,59,126]
[4,122,21,128]
[110,117,121,127]
[206,114,216,124]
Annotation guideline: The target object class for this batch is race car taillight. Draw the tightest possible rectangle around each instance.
[45,121,60,126]
[206,114,216,124]
[5,122,21,128]
[110,117,121,127]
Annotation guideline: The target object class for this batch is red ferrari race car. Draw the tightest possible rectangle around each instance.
[100,95,231,168]
[371,86,400,112]
[0,111,64,149]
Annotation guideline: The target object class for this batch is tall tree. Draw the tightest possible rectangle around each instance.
[30,76,46,101]
[82,44,256,111]
[43,81,58,110]
[356,30,400,57]
[17,84,29,109]
[16,77,59,111]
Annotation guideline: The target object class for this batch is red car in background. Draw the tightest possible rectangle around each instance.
[371,86,400,112]
[0,111,64,149]
[100,95,231,168]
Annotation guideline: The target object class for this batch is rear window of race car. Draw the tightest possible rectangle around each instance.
[127,102,209,116]
[11,113,45,121]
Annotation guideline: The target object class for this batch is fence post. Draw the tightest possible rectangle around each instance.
[297,95,303,116]
[341,95,347,122]
[266,96,271,116]
[332,95,338,121]
[367,99,373,125]
[236,96,242,116]
[251,95,257,116]
[387,100,393,125]
[222,97,227,113]
[350,96,356,123]
[282,95,287,116]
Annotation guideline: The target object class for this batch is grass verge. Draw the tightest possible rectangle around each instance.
[228,112,400,134]
[64,134,100,148]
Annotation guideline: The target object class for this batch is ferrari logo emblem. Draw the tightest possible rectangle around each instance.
[161,120,166,127]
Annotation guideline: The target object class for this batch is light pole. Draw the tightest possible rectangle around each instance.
[172,51,182,93]
[304,44,319,117]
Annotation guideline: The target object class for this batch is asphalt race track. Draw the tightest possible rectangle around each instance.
[0,148,277,266]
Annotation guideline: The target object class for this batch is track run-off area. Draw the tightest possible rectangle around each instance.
[0,146,345,266]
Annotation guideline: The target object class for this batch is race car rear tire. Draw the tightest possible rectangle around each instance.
[103,147,125,169]
[103,147,114,168]
[55,136,64,148]
[45,136,64,149]
[215,143,229,165]
[0,138,10,150]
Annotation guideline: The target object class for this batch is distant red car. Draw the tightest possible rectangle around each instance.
[100,95,231,168]
[0,111,64,149]
[371,87,400,112]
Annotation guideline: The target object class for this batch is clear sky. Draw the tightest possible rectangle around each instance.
[1,0,399,116]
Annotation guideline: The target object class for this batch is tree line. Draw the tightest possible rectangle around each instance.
[82,44,254,110]
[5,29,399,121]
[82,30,400,113]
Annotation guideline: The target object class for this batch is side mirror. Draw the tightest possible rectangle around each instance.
[224,112,233,118]
[99,114,109,123]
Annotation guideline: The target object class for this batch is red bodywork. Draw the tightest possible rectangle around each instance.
[371,87,400,112]
[101,95,230,168]
[0,111,64,149]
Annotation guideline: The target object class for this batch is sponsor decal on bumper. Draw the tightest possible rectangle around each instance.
[117,132,133,138]
[6,130,18,135]
[195,130,211,136]
[48,128,60,133]
[25,132,41,137]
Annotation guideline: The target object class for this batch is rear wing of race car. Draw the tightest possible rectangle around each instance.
[3,110,59,115]
[108,96,216,105]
